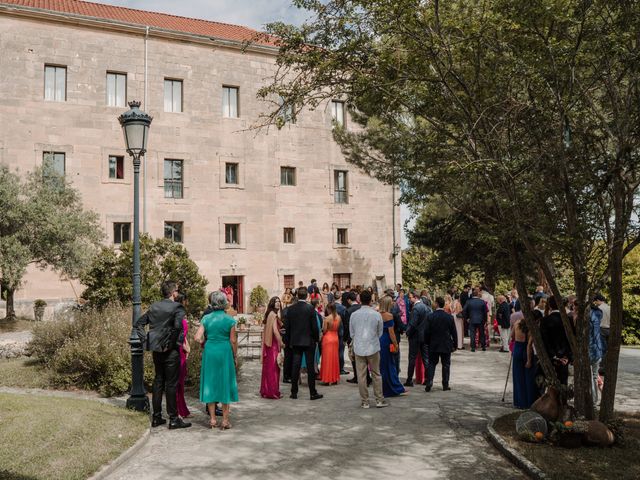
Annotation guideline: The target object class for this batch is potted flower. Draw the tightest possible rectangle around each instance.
[237,316,248,331]
[33,299,47,322]
[249,285,269,315]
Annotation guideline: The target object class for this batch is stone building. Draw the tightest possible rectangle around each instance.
[0,0,401,316]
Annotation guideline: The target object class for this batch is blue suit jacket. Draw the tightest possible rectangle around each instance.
[463,297,488,325]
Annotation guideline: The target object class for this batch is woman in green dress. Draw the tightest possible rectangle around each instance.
[195,291,238,430]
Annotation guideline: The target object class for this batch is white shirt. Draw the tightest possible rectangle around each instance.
[599,303,611,329]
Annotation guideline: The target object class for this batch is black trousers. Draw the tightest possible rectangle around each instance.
[338,336,345,371]
[283,346,293,381]
[426,352,451,388]
[406,337,428,383]
[291,345,317,396]
[152,349,180,420]
[469,323,486,350]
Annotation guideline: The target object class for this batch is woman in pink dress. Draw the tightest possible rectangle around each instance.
[175,293,191,417]
[260,296,283,399]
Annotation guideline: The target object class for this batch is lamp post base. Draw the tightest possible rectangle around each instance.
[126,395,150,412]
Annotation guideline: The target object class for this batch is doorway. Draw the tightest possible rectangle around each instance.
[221,275,244,313]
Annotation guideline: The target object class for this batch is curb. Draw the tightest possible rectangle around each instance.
[486,417,546,480]
[88,427,151,480]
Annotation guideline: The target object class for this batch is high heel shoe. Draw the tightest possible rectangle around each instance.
[209,419,218,429]
[220,421,232,430]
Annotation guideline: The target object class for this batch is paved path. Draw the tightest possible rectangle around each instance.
[106,346,639,480]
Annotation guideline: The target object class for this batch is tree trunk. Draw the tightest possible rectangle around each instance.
[508,244,558,384]
[483,262,497,294]
[600,240,624,422]
[3,285,16,321]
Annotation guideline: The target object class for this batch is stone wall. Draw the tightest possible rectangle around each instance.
[0,12,402,310]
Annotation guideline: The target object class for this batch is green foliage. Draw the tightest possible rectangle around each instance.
[33,299,47,308]
[249,285,268,309]
[0,166,102,318]
[81,234,208,318]
[30,307,154,396]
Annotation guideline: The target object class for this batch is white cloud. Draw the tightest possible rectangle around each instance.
[98,0,310,30]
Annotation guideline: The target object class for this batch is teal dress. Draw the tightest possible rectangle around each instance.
[199,310,238,404]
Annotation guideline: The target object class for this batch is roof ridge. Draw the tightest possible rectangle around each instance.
[4,0,263,33]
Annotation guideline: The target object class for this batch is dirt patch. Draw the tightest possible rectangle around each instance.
[493,411,640,480]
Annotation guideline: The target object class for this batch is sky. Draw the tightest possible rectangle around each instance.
[100,0,413,247]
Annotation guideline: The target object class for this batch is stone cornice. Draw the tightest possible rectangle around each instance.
[0,3,279,56]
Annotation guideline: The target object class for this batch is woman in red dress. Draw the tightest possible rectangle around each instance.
[319,303,340,385]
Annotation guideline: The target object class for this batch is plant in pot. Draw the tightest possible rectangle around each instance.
[249,285,269,315]
[237,315,248,331]
[33,299,47,321]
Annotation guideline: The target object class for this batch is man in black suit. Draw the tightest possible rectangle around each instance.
[281,295,297,383]
[405,289,430,387]
[134,280,191,429]
[424,297,457,392]
[459,284,472,308]
[283,287,323,400]
[463,287,488,352]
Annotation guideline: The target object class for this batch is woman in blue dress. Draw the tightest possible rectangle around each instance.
[379,296,407,397]
[195,291,238,430]
[511,313,538,408]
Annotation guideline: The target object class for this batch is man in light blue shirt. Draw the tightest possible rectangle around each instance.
[349,290,389,408]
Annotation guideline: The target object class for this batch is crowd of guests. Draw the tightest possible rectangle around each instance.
[134,278,610,430]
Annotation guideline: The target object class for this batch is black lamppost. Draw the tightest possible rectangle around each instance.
[118,101,152,411]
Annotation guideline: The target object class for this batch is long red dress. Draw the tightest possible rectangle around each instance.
[320,316,340,384]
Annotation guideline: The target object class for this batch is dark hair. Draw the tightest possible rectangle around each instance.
[161,280,178,298]
[263,296,281,324]
[325,302,336,316]
[347,291,358,303]
[310,298,320,307]
[175,292,188,305]
[464,284,471,289]
[435,296,445,308]
[360,289,372,305]
[322,282,330,291]
[548,295,558,311]
[410,289,421,298]
[594,293,606,302]
[311,278,316,283]
[297,287,308,299]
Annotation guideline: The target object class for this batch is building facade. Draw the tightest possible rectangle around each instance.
[0,0,401,316]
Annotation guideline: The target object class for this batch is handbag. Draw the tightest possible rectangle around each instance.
[277,350,284,367]
[390,343,397,353]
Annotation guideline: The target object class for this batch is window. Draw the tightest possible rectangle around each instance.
[225,224,240,245]
[108,155,124,179]
[164,79,183,112]
[225,163,238,185]
[43,152,65,177]
[164,159,183,199]
[164,222,183,243]
[333,273,351,289]
[280,167,296,186]
[283,227,295,244]
[222,86,239,118]
[278,96,295,123]
[337,228,348,245]
[284,275,295,290]
[106,72,127,107]
[44,65,66,102]
[331,100,345,126]
[334,170,348,204]
[113,222,131,244]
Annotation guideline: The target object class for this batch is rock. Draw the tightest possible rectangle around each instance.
[531,386,561,421]
[0,331,33,359]
[584,420,615,446]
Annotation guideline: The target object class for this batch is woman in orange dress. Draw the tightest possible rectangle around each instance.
[319,303,341,385]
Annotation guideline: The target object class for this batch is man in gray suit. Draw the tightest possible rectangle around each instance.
[135,280,191,429]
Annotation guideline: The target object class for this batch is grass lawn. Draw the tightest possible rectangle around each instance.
[493,411,640,480]
[0,358,53,389]
[0,392,148,480]
[0,318,35,334]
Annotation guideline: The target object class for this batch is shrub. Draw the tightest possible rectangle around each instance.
[80,235,208,317]
[249,285,268,310]
[30,307,154,396]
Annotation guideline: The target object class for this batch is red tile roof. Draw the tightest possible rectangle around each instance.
[0,0,276,47]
